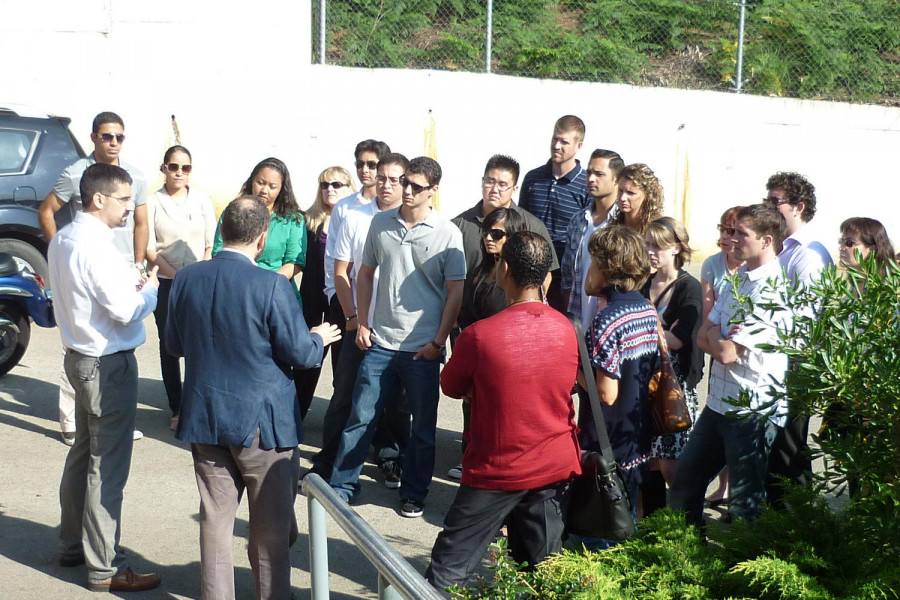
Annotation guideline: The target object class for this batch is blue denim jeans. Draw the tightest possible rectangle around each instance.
[670,406,778,527]
[329,344,440,503]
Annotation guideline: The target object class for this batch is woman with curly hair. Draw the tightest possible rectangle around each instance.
[615,163,664,234]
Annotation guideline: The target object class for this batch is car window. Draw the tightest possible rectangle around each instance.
[0,129,37,175]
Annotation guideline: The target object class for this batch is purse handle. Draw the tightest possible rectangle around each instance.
[571,317,617,463]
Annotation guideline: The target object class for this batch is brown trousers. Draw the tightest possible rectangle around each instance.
[191,434,300,600]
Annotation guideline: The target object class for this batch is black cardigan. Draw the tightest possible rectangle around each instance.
[640,270,704,389]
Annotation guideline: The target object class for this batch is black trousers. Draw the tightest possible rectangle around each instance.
[294,295,346,419]
[426,479,572,596]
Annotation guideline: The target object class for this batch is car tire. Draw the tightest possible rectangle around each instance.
[0,302,30,377]
[0,239,50,290]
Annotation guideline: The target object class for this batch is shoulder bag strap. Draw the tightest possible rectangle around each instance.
[571,317,617,463]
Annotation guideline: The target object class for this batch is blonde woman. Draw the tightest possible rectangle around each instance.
[296,166,356,417]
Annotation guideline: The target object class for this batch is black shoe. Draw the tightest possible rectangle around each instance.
[380,460,402,489]
[400,499,424,518]
[59,553,85,567]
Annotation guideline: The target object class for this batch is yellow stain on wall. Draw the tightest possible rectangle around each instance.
[672,124,690,233]
[424,109,439,211]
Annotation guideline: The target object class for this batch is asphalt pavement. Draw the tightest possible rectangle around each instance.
[0,317,466,599]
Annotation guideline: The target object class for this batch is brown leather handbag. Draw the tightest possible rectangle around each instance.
[649,317,692,435]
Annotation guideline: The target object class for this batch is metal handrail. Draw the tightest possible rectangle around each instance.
[302,473,445,600]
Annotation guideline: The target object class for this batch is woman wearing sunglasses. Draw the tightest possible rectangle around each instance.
[296,167,356,417]
[697,205,744,508]
[147,145,217,431]
[837,217,895,272]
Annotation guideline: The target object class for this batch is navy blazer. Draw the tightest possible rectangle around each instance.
[165,250,324,449]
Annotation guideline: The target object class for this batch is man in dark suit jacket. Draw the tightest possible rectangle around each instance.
[165,195,340,600]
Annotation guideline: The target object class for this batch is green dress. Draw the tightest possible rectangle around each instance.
[212,211,308,306]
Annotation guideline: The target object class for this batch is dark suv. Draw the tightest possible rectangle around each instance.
[0,104,85,286]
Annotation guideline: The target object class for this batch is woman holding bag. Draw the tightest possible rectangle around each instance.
[640,217,702,513]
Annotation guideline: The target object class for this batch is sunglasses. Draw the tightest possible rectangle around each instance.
[355,159,378,170]
[98,133,126,144]
[400,175,433,195]
[481,228,507,241]
[165,163,192,174]
[838,237,861,249]
[717,224,735,236]
[319,181,347,190]
[763,195,790,206]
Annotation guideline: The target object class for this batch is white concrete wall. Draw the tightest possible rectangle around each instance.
[4,0,900,259]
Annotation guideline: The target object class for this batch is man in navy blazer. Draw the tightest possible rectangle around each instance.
[165,195,340,600]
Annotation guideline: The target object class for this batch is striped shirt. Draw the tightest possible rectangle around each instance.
[581,287,658,488]
[518,160,590,259]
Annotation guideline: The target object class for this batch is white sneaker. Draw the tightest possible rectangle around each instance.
[133,430,144,441]
[447,464,462,480]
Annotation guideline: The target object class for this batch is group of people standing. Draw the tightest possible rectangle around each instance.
[41,110,895,599]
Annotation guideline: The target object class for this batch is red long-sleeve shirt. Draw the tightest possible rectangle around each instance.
[441,302,582,490]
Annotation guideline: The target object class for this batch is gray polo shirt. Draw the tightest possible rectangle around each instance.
[52,153,148,263]
[363,207,466,352]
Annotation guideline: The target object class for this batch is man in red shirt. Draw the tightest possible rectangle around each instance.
[426,231,581,595]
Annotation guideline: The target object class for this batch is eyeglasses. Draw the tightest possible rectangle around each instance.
[400,175,433,195]
[481,178,514,193]
[763,195,790,206]
[717,224,735,236]
[100,193,132,204]
[376,175,402,186]
[98,133,126,144]
[355,160,378,170]
[319,181,347,190]
[165,163,192,174]
[838,237,861,249]
[481,228,507,241]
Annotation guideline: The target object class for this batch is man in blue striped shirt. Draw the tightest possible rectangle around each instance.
[518,115,590,310]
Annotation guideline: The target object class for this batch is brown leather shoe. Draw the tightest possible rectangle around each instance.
[88,568,161,592]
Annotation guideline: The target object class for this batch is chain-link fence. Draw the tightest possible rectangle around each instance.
[312,0,900,106]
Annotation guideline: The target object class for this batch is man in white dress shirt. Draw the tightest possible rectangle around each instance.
[763,171,833,504]
[49,163,161,592]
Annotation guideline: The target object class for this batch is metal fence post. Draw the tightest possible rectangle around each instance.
[486,0,493,73]
[308,496,330,600]
[319,0,327,64]
[735,0,747,93]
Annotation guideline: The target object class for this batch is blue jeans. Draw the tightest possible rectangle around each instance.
[670,406,778,527]
[329,344,440,503]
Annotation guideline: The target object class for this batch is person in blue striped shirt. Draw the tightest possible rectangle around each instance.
[518,115,590,310]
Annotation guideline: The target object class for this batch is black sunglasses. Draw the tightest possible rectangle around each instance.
[716,224,735,236]
[355,159,378,170]
[481,228,507,241]
[99,133,126,144]
[837,237,861,249]
[400,175,433,195]
[165,163,192,174]
[319,181,347,190]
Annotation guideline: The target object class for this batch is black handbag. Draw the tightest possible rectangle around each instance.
[566,318,636,541]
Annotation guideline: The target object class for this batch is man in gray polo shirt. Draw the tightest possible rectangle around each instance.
[37,111,149,445]
[328,156,466,518]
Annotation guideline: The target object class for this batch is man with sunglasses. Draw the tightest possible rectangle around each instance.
[324,139,391,367]
[309,153,411,489]
[328,156,466,518]
[763,172,832,506]
[38,111,149,446]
